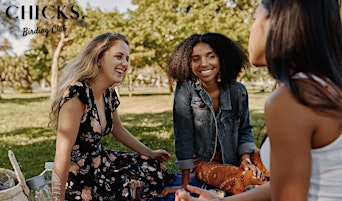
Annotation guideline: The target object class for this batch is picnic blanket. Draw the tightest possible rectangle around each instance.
[153,172,216,201]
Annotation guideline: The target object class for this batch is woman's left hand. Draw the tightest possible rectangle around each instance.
[239,158,265,180]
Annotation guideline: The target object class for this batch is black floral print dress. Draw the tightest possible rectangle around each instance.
[59,81,173,200]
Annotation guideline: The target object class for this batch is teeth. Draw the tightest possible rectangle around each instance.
[201,70,212,75]
[116,69,124,74]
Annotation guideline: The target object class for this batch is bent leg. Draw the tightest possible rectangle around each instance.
[194,160,266,195]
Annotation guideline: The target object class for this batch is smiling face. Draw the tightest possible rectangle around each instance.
[98,39,129,85]
[191,42,220,85]
[248,3,270,67]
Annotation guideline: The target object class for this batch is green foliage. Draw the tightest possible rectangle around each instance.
[61,7,127,60]
[124,0,270,88]
[0,54,33,92]
[23,45,51,84]
[2,0,273,93]
[33,0,87,51]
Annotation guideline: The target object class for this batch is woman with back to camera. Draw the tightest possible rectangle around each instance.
[168,32,269,196]
[175,0,342,200]
[49,32,173,200]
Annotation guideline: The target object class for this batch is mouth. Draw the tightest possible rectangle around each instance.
[200,69,213,76]
[115,69,125,75]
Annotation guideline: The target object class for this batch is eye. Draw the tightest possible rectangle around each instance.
[115,55,123,60]
[209,55,215,59]
[192,57,200,63]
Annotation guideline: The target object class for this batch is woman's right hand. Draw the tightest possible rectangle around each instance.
[239,157,266,181]
[175,185,220,201]
[149,149,170,162]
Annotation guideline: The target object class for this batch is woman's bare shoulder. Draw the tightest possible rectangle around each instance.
[264,85,316,136]
[265,85,300,112]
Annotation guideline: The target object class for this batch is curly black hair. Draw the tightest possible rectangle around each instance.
[168,32,249,84]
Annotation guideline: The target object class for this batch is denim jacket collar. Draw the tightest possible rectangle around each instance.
[193,80,232,111]
[174,80,257,168]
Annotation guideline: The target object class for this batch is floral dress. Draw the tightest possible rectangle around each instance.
[59,81,173,200]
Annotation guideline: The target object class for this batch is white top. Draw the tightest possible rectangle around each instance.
[260,134,342,201]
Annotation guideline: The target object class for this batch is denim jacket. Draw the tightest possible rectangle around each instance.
[173,80,257,170]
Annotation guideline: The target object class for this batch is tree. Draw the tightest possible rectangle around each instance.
[0,54,33,92]
[62,6,128,56]
[0,0,22,98]
[24,44,51,87]
[0,0,21,39]
[128,0,262,93]
[125,0,178,93]
[31,0,86,100]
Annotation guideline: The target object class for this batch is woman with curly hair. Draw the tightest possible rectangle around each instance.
[168,32,269,196]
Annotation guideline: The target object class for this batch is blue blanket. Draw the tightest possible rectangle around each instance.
[153,173,215,201]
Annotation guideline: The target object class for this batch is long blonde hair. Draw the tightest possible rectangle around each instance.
[49,32,129,132]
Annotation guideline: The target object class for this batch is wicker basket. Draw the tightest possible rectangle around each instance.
[0,150,29,201]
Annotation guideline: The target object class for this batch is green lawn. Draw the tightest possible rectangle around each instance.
[0,85,269,179]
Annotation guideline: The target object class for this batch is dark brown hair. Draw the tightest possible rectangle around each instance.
[262,0,342,116]
[168,32,249,84]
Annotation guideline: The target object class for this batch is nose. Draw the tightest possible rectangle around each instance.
[200,57,209,67]
[122,59,129,69]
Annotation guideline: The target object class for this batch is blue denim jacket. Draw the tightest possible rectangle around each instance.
[173,80,257,170]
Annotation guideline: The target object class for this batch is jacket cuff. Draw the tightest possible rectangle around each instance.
[176,159,196,170]
[238,142,257,156]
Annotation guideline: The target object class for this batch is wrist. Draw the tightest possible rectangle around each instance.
[240,157,252,164]
[241,153,251,159]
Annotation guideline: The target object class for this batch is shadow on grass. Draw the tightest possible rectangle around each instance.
[0,127,56,179]
[120,111,173,136]
[0,96,49,105]
[120,92,171,97]
[101,111,178,171]
[0,110,266,178]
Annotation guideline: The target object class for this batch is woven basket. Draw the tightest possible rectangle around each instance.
[0,150,29,201]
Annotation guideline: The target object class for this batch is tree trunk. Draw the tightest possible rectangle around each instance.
[167,73,174,95]
[50,32,65,101]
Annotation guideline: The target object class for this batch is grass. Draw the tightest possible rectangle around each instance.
[0,85,270,179]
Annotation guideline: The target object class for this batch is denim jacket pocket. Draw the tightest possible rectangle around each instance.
[191,97,211,123]
[191,97,207,110]
[222,113,241,134]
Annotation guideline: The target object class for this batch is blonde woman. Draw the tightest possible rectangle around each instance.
[50,32,173,200]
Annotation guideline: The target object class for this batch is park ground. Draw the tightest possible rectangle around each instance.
[0,85,269,179]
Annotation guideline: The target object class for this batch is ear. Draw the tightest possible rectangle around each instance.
[97,58,102,67]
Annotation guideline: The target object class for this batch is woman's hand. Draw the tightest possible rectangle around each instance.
[158,186,181,197]
[150,149,171,162]
[175,185,220,201]
[239,157,265,180]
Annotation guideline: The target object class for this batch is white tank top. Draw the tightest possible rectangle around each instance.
[260,134,342,201]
